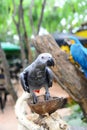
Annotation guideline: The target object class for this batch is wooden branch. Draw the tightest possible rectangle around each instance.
[15,92,69,130]
[15,92,40,130]
[32,34,87,118]
[37,0,46,35]
[29,0,36,35]
[12,0,27,68]
[12,0,18,26]
[20,0,33,63]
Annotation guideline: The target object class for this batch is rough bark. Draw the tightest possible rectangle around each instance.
[32,34,87,118]
[0,44,18,102]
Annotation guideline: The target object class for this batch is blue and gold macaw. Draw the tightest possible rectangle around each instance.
[65,36,87,78]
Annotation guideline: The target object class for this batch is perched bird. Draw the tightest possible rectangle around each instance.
[64,36,87,77]
[60,40,75,64]
[20,53,54,104]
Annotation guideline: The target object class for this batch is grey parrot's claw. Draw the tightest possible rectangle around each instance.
[45,92,50,101]
[32,94,38,104]
[33,98,38,104]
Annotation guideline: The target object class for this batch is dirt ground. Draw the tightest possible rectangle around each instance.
[0,81,71,130]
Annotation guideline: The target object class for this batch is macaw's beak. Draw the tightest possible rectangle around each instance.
[64,38,72,47]
[70,40,75,44]
[47,58,55,67]
[64,38,75,45]
[63,39,68,46]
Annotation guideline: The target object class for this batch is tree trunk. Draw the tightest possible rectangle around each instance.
[36,0,46,35]
[0,44,18,102]
[19,0,33,64]
[12,0,27,68]
[32,34,87,118]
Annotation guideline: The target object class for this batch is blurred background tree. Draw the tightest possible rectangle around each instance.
[0,0,87,41]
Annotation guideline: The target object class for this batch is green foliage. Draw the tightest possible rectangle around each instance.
[0,0,87,41]
[0,0,13,41]
[64,104,87,126]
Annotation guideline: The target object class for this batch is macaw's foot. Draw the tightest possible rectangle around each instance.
[45,92,50,101]
[32,93,38,104]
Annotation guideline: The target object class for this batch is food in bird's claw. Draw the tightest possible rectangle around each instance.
[20,53,54,104]
[65,36,87,78]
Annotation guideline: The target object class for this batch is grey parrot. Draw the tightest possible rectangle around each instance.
[20,53,54,104]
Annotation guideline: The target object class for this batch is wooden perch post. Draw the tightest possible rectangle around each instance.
[32,35,87,118]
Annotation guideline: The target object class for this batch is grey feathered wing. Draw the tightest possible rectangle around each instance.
[46,67,53,87]
[20,71,30,92]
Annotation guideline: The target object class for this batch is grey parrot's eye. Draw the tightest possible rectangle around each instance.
[41,56,44,59]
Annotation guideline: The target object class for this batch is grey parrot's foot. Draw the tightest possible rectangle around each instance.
[32,93,38,104]
[45,92,50,101]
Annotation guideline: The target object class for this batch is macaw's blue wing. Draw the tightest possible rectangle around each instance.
[82,47,87,56]
[70,43,87,77]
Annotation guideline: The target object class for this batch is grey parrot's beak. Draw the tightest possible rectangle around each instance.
[47,58,55,67]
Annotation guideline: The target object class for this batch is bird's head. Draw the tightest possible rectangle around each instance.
[36,53,55,67]
[64,36,81,47]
